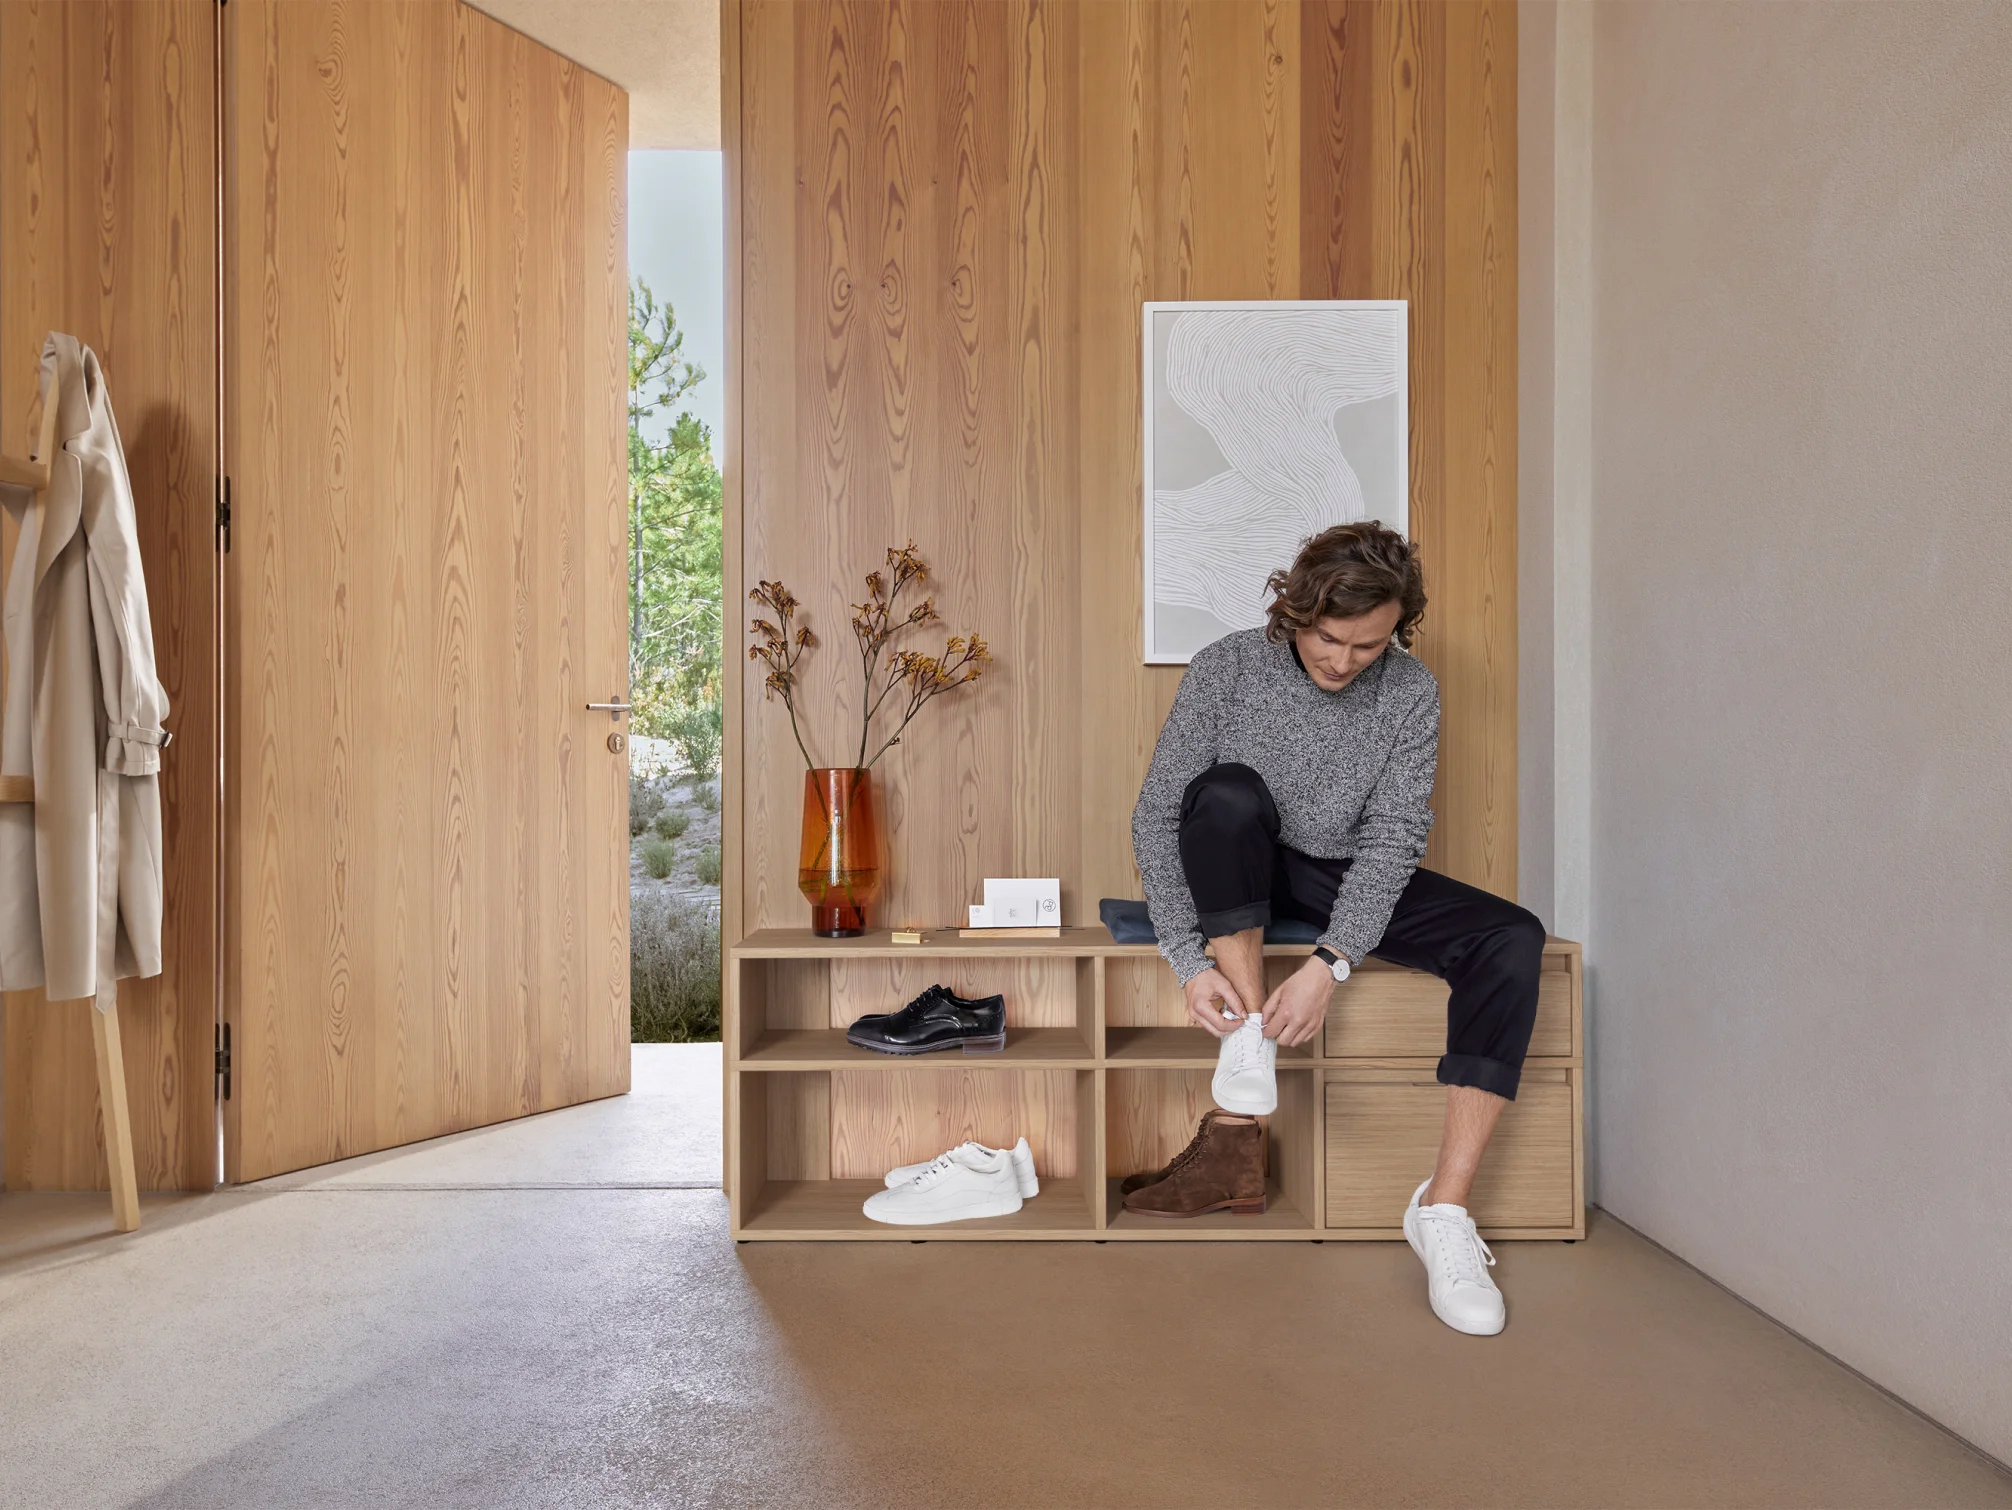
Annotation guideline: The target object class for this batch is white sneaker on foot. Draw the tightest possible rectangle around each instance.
[883,1136,1039,1198]
[1403,1178,1506,1335]
[863,1143,1025,1226]
[1211,1012,1277,1115]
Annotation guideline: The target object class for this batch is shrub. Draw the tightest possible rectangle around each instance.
[629,772,667,837]
[668,699,723,781]
[694,843,723,886]
[640,836,677,879]
[694,779,720,814]
[631,891,721,1042]
[653,807,691,840]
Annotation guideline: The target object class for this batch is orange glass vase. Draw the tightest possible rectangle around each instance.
[798,767,883,937]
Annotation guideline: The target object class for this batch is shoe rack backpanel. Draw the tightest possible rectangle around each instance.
[727,930,1584,1242]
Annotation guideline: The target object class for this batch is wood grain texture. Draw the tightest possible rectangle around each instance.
[726,930,1581,1239]
[1,0,221,1192]
[730,0,1518,940]
[223,0,629,1182]
[829,1065,1080,1179]
[1324,1066,1573,1230]
[829,954,1076,1030]
[1322,956,1573,1060]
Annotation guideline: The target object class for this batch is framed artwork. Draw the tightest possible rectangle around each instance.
[1142,300,1408,664]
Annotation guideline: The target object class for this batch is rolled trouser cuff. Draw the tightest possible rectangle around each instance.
[1197,900,1271,939]
[1437,1053,1521,1101]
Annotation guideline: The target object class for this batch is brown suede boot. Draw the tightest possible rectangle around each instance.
[1119,1108,1239,1194]
[1118,1108,1269,1194]
[1121,1111,1267,1217]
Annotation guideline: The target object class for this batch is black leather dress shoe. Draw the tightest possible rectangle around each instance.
[846,984,1007,1054]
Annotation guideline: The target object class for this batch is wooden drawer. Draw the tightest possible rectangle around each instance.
[1322,957,1574,1060]
[1324,1068,1576,1230]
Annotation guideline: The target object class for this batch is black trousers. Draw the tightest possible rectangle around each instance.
[1179,763,1545,1100]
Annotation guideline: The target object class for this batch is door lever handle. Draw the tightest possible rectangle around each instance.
[586,697,634,721]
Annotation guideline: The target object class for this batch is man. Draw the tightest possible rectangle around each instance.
[1131,522,1546,1336]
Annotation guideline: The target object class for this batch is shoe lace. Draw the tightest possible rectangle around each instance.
[1223,1017,1268,1076]
[902,984,952,1014]
[905,1142,975,1187]
[1423,1207,1496,1286]
[1159,1120,1216,1180]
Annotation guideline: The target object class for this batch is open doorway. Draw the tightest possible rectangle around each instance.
[625,150,727,1168]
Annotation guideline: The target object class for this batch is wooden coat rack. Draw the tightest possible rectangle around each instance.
[1,367,141,1233]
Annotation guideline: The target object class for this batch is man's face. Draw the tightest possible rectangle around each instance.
[1293,602,1403,692]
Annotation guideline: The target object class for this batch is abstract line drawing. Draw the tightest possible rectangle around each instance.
[1143,301,1408,664]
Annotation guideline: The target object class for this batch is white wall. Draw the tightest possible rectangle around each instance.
[1526,0,2012,1463]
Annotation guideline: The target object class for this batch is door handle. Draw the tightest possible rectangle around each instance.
[586,697,633,721]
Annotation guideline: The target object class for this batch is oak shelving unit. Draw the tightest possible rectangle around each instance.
[727,928,1583,1243]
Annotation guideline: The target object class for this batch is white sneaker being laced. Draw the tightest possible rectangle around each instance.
[1403,1177,1506,1335]
[862,1143,1025,1226]
[882,1137,1039,1198]
[1211,1012,1277,1116]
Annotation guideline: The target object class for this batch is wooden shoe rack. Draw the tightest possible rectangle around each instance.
[727,929,1584,1242]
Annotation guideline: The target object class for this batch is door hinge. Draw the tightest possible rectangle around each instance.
[216,476,232,552]
[215,1022,232,1100]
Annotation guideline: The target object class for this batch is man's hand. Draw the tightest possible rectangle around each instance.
[1183,966,1246,1039]
[1262,957,1336,1047]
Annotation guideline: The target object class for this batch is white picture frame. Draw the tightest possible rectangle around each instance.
[1142,299,1409,665]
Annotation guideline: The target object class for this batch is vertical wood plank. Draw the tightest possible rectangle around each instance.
[224,0,629,1182]
[1,0,221,1192]
[729,0,1519,951]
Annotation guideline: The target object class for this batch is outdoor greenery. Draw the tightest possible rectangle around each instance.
[640,836,678,880]
[627,281,725,1043]
[629,771,667,837]
[630,890,722,1043]
[694,844,723,887]
[628,279,723,753]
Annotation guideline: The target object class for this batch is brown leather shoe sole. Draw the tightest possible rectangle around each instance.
[1121,1193,1267,1218]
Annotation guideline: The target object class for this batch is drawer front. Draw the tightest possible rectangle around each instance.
[1322,960,1573,1060]
[1323,1069,1575,1229]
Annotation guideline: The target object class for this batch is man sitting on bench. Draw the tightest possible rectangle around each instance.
[1131,521,1546,1336]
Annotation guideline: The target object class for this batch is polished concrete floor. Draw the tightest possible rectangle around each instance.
[2,1046,2007,1510]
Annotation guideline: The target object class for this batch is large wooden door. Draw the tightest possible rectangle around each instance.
[1,0,221,1193]
[222,0,630,1181]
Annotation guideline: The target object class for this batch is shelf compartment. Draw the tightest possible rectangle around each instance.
[741,1026,1093,1068]
[1105,1066,1322,1232]
[1103,1178,1314,1236]
[741,1178,1094,1239]
[1105,1025,1315,1064]
[733,926,1148,958]
[730,952,1095,1059]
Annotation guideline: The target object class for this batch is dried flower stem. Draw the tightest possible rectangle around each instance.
[746,580,820,770]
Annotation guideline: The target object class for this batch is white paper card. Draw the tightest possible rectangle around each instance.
[979,878,1061,928]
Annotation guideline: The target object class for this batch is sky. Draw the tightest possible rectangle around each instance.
[629,151,725,452]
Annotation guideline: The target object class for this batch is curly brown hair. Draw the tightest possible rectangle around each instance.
[1263,522,1426,649]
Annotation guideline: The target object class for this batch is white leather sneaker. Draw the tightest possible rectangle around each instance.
[862,1143,1026,1226]
[1403,1178,1506,1335]
[1211,1012,1278,1115]
[883,1136,1039,1198]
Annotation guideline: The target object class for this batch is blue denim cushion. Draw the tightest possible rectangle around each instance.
[1098,898,1322,946]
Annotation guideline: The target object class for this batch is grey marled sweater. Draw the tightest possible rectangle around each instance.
[1131,628,1439,983]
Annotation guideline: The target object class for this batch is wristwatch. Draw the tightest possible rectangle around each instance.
[1311,945,1351,983]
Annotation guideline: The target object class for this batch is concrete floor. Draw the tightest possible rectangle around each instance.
[2,1047,2007,1510]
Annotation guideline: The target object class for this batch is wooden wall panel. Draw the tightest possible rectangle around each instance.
[223,0,629,1182]
[1,0,221,1191]
[731,0,1517,937]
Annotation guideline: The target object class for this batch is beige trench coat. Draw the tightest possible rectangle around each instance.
[0,334,169,1006]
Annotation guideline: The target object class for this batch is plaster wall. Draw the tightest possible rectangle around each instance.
[1583,0,2012,1461]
